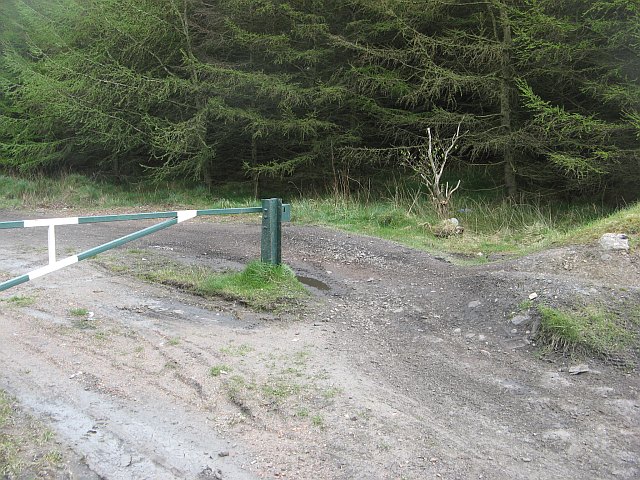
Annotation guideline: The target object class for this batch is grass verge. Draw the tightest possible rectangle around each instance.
[0,173,253,211]
[1,173,637,259]
[536,305,640,365]
[293,197,638,259]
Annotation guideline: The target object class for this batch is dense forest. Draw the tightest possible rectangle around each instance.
[0,0,638,201]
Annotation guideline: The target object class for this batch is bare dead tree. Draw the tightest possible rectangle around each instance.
[401,123,463,219]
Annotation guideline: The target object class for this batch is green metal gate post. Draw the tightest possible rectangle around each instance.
[261,198,282,265]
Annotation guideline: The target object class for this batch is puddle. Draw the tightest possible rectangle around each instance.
[297,276,330,292]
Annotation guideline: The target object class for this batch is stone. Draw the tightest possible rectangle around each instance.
[511,314,529,326]
[528,293,538,300]
[599,233,629,251]
[569,364,590,375]
[433,218,464,237]
[468,300,482,308]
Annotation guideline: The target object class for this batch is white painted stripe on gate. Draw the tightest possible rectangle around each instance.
[177,210,198,223]
[24,217,80,228]
[29,256,79,280]
[48,225,57,265]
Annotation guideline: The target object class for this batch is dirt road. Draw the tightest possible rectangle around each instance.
[1,211,639,479]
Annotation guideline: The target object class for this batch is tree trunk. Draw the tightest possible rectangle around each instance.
[251,134,259,199]
[499,2,517,197]
[112,155,120,182]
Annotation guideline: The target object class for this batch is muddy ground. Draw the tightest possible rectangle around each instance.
[1,210,639,479]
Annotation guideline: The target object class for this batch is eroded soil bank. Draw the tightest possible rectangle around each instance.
[1,213,639,479]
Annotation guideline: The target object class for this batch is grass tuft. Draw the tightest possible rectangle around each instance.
[69,308,89,317]
[210,364,232,377]
[220,344,254,357]
[197,261,307,310]
[536,305,638,363]
[3,296,35,307]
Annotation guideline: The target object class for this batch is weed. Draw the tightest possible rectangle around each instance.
[168,337,180,346]
[293,350,311,364]
[210,364,232,377]
[43,450,63,464]
[4,296,35,307]
[72,319,96,330]
[262,380,302,402]
[94,331,108,341]
[0,173,254,211]
[293,196,636,259]
[322,387,342,399]
[281,366,304,377]
[311,414,325,428]
[221,344,254,357]
[518,300,534,311]
[224,375,256,417]
[537,305,637,362]
[2,173,637,259]
[295,408,310,418]
[69,308,89,317]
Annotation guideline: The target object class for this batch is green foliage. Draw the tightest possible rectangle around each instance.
[0,0,638,198]
[514,0,640,192]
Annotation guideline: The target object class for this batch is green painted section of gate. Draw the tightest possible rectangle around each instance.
[0,220,25,229]
[0,274,29,291]
[77,217,178,261]
[261,198,282,265]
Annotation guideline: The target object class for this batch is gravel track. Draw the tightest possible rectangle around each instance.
[1,211,639,479]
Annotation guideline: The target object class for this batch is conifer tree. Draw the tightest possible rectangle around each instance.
[515,0,640,195]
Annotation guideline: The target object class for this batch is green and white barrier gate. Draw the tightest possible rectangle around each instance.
[0,198,290,293]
